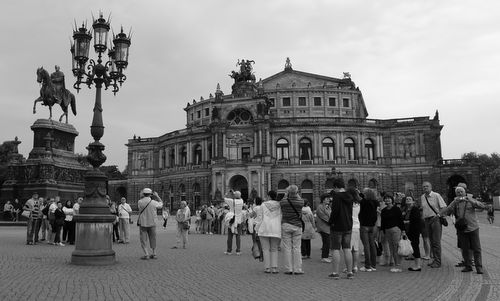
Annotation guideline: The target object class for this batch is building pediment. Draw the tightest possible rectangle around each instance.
[262,69,354,90]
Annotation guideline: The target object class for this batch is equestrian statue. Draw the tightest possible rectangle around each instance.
[33,66,76,123]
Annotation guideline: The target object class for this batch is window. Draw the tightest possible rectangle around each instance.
[328,97,336,107]
[365,138,375,161]
[179,184,186,202]
[276,138,289,160]
[269,98,275,107]
[161,149,166,168]
[242,147,251,161]
[343,98,350,108]
[193,144,202,165]
[197,111,201,119]
[344,138,356,160]
[169,149,175,167]
[227,108,253,125]
[190,113,194,121]
[322,137,335,160]
[180,146,187,166]
[298,97,307,106]
[299,137,312,160]
[205,108,210,116]
[207,143,212,161]
[282,97,291,107]
[313,97,322,106]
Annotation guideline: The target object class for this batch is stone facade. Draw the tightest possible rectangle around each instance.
[121,60,479,211]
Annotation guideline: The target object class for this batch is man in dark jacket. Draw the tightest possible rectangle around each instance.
[328,178,354,279]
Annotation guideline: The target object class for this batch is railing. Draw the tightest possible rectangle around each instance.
[324,160,336,165]
[276,159,290,166]
[347,160,358,164]
[300,160,313,165]
[367,160,377,165]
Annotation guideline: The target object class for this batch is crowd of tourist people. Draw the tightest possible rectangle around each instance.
[17,179,491,277]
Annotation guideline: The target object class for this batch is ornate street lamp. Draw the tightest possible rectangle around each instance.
[70,13,131,265]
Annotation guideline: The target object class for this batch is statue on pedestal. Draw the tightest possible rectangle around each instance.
[33,66,77,123]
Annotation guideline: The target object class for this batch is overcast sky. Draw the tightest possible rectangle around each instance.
[1,0,499,171]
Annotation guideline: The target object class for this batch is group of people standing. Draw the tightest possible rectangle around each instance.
[22,193,82,246]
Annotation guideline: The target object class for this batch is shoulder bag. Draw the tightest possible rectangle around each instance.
[136,199,152,227]
[454,200,468,231]
[425,195,448,227]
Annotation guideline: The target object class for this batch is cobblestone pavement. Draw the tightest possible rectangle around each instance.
[0,212,498,301]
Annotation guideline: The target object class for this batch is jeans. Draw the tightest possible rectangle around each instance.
[319,231,330,259]
[458,229,482,269]
[26,218,42,243]
[425,216,442,265]
[40,219,50,240]
[140,226,157,255]
[176,224,188,248]
[260,236,280,269]
[281,223,303,273]
[360,226,377,268]
[227,224,242,252]
[385,226,402,266]
[119,218,130,243]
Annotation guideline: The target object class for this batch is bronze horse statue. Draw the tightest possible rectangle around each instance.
[33,67,76,123]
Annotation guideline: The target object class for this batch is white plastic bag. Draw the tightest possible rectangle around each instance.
[397,235,414,256]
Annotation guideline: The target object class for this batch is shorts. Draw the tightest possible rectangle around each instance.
[350,228,360,251]
[331,231,352,250]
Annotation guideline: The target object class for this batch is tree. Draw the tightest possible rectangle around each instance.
[461,152,500,197]
[99,165,125,180]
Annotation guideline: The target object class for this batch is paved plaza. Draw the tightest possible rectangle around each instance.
[0,212,499,301]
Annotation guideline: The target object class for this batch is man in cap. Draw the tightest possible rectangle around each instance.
[137,188,163,259]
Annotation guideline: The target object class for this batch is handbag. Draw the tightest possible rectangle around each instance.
[129,217,134,224]
[137,199,152,227]
[425,195,447,227]
[454,200,468,231]
[375,240,383,256]
[397,234,414,256]
[21,210,31,218]
[228,199,236,226]
[182,221,190,230]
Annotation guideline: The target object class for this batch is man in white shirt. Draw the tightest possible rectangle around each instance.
[137,188,163,259]
[420,181,447,268]
[224,190,244,255]
[118,197,133,243]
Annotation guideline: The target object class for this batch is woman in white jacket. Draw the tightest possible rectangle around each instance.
[256,190,282,274]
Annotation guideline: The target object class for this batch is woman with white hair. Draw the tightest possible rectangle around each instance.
[173,201,191,249]
[440,186,486,274]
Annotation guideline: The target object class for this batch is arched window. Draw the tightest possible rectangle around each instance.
[193,183,201,211]
[180,146,187,166]
[276,138,289,160]
[207,143,212,161]
[344,138,356,160]
[168,185,174,210]
[299,137,312,160]
[365,138,375,161]
[179,184,186,202]
[193,144,202,165]
[227,108,253,125]
[322,137,335,160]
[301,179,314,209]
[169,149,175,167]
[277,179,289,201]
[161,149,166,168]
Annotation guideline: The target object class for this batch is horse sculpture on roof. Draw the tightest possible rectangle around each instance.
[33,66,76,123]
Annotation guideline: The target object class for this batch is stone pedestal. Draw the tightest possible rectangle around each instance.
[71,214,116,265]
[0,119,87,202]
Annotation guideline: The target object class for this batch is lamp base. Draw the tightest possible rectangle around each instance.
[71,214,116,265]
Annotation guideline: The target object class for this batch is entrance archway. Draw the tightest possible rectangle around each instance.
[446,174,467,204]
[229,175,249,201]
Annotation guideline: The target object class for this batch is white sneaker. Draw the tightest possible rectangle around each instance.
[224,252,232,255]
[321,258,332,263]
[390,268,402,273]
[58,242,65,246]
[359,267,373,272]
[353,267,358,273]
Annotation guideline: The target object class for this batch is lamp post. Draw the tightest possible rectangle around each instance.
[70,13,131,265]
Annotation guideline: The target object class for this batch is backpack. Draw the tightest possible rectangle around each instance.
[200,210,207,220]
